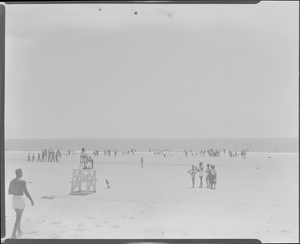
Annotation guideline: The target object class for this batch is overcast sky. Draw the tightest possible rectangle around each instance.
[4,2,299,139]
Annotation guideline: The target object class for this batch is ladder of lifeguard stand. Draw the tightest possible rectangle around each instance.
[70,169,97,194]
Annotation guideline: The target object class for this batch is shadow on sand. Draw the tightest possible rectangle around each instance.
[69,191,95,196]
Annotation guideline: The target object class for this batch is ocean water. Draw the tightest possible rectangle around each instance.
[4,138,298,153]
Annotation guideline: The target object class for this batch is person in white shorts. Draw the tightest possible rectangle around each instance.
[8,168,34,238]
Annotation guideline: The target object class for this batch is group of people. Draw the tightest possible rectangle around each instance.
[64,150,75,156]
[27,149,61,163]
[188,162,217,190]
[92,150,100,156]
[104,149,118,156]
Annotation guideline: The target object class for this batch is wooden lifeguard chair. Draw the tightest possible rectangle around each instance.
[70,168,97,194]
[79,155,94,169]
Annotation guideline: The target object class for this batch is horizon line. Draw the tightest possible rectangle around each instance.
[4,137,298,139]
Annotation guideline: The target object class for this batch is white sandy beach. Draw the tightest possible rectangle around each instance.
[3,151,299,242]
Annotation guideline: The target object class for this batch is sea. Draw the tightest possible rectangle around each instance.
[4,138,298,153]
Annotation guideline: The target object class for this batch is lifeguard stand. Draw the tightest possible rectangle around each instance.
[70,168,97,194]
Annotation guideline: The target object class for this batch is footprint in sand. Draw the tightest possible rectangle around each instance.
[110,225,121,228]
[85,216,95,219]
[51,221,62,225]
[280,230,288,233]
[76,227,85,231]
[103,221,109,224]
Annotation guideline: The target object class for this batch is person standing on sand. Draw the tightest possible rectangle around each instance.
[187,165,198,188]
[210,165,217,190]
[27,153,30,162]
[205,164,211,188]
[198,162,204,188]
[8,169,34,238]
[47,151,51,162]
[37,153,41,162]
[52,151,55,162]
[55,152,58,163]
[140,157,144,168]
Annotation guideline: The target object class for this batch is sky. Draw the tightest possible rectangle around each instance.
[4,2,299,139]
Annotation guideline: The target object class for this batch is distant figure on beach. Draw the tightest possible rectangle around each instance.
[55,152,59,162]
[47,150,51,162]
[210,165,217,190]
[141,157,144,168]
[105,179,110,188]
[27,153,30,162]
[31,153,35,162]
[205,164,211,188]
[187,165,198,188]
[36,153,41,162]
[8,169,34,238]
[48,151,52,162]
[198,162,204,188]
[241,149,247,159]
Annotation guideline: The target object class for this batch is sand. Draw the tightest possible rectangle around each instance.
[3,151,299,242]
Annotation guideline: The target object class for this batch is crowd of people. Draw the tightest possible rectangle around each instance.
[188,162,217,190]
[183,149,248,158]
[26,147,248,165]
[27,149,61,163]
